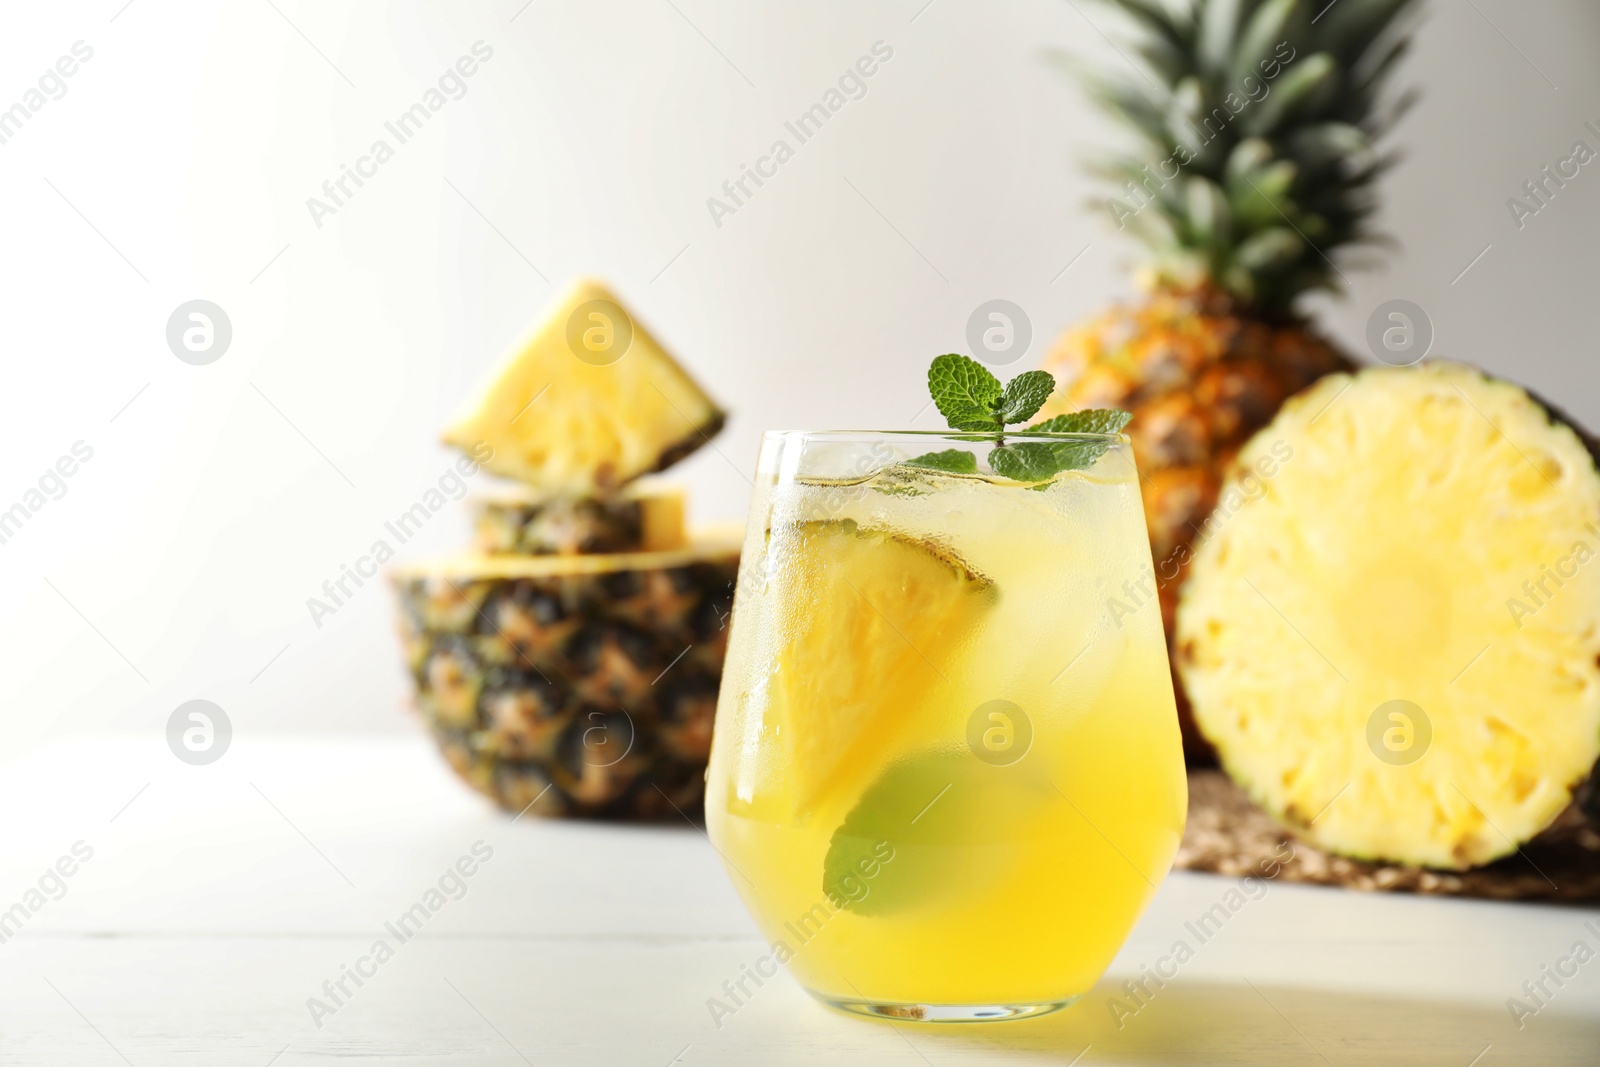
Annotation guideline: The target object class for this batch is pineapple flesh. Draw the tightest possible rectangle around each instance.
[411,278,734,819]
[443,278,725,493]
[1038,0,1424,758]
[748,519,997,817]
[1177,363,1600,869]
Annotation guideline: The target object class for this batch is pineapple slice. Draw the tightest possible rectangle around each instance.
[471,480,686,556]
[758,520,997,815]
[444,278,725,492]
[1177,362,1600,869]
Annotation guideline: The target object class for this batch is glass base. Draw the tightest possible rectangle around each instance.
[815,993,1077,1023]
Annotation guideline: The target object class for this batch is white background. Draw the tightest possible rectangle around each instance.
[0,0,1596,757]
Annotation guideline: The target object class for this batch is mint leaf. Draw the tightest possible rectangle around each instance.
[822,753,972,915]
[990,441,1083,483]
[823,751,1046,915]
[928,354,1003,432]
[996,370,1056,425]
[904,449,978,474]
[987,408,1132,483]
[1031,408,1133,436]
[916,356,1133,481]
[989,439,1117,484]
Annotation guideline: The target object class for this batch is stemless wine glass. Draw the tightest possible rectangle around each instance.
[704,430,1187,1022]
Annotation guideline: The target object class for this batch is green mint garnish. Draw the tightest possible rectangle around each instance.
[994,408,1136,483]
[1033,409,1134,436]
[909,354,1131,484]
[927,353,1004,431]
[822,752,972,915]
[989,441,1091,482]
[995,370,1055,425]
[822,750,1048,915]
[903,449,978,474]
[926,356,1057,431]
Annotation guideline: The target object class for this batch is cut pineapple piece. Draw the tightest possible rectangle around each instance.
[391,526,741,819]
[471,480,686,556]
[761,520,996,815]
[1177,362,1600,869]
[444,278,725,493]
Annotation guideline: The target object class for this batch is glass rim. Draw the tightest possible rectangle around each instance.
[760,428,1130,443]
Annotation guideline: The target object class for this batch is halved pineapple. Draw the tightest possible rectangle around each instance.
[444,278,725,492]
[1176,362,1600,869]
[762,520,996,816]
[391,526,742,818]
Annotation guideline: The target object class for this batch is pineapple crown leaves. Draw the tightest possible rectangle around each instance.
[913,354,1132,482]
[1051,0,1424,313]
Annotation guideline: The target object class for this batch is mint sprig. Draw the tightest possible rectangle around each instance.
[928,354,1004,431]
[910,354,1131,484]
[822,749,1050,915]
[903,449,978,474]
[820,752,979,915]
[996,370,1055,424]
[927,356,1056,431]
[1033,409,1134,436]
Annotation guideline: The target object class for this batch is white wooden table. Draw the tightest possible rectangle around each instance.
[1,736,1595,1065]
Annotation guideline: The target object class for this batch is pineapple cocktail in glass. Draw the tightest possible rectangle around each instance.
[706,427,1187,1021]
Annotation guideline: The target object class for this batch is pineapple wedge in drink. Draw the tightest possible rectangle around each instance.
[1178,363,1600,869]
[757,519,998,818]
[707,431,1186,1014]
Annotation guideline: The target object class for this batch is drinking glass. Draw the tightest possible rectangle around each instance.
[705,430,1187,1021]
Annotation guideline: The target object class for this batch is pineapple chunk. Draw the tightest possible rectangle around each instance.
[1177,362,1600,869]
[471,480,686,556]
[391,526,740,819]
[444,278,725,493]
[750,520,997,816]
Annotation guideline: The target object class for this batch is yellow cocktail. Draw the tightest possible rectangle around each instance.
[706,428,1187,1021]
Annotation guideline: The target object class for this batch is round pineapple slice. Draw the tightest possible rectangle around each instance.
[761,519,997,817]
[1176,362,1600,869]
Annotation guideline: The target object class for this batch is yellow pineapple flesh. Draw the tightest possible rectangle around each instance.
[444,278,725,493]
[1176,362,1600,869]
[740,519,997,818]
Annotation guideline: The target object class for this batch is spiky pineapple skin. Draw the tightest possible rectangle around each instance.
[472,484,686,556]
[1038,285,1351,760]
[393,543,738,819]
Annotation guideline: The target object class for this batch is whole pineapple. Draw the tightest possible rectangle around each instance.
[1037,0,1422,758]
